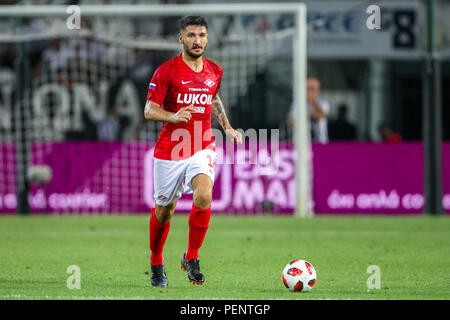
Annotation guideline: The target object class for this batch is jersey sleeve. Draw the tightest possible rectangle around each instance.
[213,68,224,96]
[146,65,169,105]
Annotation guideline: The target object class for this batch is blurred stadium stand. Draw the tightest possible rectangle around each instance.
[1,0,449,142]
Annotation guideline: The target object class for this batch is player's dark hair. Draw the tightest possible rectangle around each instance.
[179,16,208,31]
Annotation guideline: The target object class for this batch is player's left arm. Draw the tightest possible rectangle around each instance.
[212,94,242,144]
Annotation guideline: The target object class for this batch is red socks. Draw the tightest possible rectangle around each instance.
[149,208,171,266]
[185,203,211,261]
[149,204,211,265]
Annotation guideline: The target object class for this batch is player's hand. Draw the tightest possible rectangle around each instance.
[225,128,243,145]
[171,105,196,123]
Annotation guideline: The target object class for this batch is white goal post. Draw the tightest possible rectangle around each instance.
[0,3,311,217]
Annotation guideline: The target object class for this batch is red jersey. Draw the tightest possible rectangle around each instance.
[147,54,223,160]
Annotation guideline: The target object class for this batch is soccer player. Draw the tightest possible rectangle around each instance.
[144,16,242,287]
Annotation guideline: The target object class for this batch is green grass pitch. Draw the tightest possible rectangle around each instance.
[0,214,448,300]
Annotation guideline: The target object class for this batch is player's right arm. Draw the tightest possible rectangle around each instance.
[145,63,196,124]
[144,100,196,123]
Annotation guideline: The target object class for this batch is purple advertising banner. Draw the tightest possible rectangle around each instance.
[0,142,449,214]
[313,143,446,214]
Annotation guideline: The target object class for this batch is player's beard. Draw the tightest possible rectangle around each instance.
[184,43,207,59]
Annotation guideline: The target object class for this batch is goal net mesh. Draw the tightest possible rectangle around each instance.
[0,9,298,214]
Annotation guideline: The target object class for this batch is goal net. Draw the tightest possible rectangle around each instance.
[0,3,310,216]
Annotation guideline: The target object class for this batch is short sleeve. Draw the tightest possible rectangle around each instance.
[146,65,169,105]
[213,68,223,96]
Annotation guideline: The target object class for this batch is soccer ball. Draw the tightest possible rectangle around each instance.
[282,259,317,292]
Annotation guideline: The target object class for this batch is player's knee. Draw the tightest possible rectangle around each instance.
[194,189,212,209]
[155,206,174,224]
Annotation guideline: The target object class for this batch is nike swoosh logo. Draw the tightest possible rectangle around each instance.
[181,80,192,84]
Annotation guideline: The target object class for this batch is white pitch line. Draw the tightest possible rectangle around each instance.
[0,294,245,300]
[1,294,147,300]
